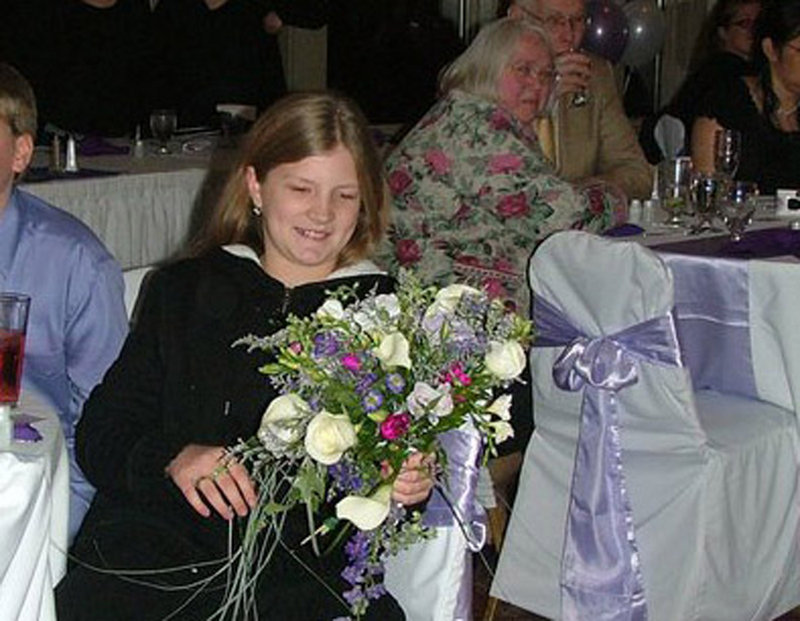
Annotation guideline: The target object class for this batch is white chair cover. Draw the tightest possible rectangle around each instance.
[122,265,154,320]
[491,231,800,621]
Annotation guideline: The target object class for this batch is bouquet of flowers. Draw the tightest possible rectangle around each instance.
[226,270,531,619]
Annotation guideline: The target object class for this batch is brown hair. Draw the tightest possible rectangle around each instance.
[0,63,37,137]
[190,92,388,268]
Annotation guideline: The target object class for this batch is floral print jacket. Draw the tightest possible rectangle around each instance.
[377,90,619,313]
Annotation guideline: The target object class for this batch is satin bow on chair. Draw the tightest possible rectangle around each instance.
[534,295,684,621]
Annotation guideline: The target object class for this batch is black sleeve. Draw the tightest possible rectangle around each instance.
[76,269,187,502]
[255,0,328,28]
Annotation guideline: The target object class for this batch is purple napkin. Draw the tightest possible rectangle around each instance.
[603,223,645,237]
[12,413,43,443]
[78,135,129,156]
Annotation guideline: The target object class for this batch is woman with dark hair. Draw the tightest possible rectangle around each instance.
[55,91,432,620]
[691,0,800,192]
[666,0,762,137]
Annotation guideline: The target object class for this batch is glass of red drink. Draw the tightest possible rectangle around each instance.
[0,293,30,410]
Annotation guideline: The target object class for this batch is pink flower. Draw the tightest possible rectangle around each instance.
[495,193,530,218]
[380,413,411,440]
[396,239,422,266]
[489,109,512,131]
[483,277,508,300]
[488,153,523,174]
[451,363,472,386]
[341,354,362,372]
[388,169,413,195]
[289,341,303,354]
[456,254,482,267]
[424,149,452,176]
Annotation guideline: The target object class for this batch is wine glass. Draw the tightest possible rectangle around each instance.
[149,109,177,155]
[691,172,722,232]
[719,181,758,241]
[713,128,741,179]
[659,156,693,227]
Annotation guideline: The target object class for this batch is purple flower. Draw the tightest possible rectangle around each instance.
[385,373,406,394]
[341,564,364,585]
[366,583,387,600]
[343,586,365,606]
[313,332,340,357]
[328,461,363,493]
[344,531,371,562]
[356,372,378,395]
[361,389,384,413]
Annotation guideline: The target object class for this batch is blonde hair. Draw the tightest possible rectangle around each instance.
[190,92,388,268]
[439,17,551,102]
[0,63,37,137]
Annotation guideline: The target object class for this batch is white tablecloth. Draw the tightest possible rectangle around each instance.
[21,142,236,270]
[0,390,69,621]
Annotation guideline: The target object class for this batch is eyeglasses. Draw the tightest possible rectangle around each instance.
[518,5,587,31]
[509,61,557,84]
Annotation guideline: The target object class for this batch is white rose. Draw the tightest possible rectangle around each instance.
[304,411,357,465]
[487,394,513,421]
[485,340,526,380]
[406,381,453,420]
[423,283,481,320]
[373,332,412,369]
[490,420,515,444]
[258,394,309,449]
[336,484,393,530]
[317,299,345,320]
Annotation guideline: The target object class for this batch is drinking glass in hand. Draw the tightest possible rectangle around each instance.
[720,181,758,241]
[0,294,30,410]
[149,109,177,155]
[713,128,741,178]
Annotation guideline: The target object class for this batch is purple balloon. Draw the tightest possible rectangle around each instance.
[582,0,630,64]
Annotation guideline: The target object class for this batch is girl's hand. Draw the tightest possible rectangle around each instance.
[166,444,257,520]
[391,453,435,506]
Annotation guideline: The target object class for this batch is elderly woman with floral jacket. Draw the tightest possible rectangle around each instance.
[378,17,624,313]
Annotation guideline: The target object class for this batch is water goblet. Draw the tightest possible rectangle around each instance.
[0,293,30,446]
[659,156,693,227]
[691,172,722,232]
[714,128,741,179]
[149,109,177,155]
[720,181,758,241]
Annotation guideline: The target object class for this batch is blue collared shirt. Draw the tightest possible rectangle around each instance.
[0,187,128,542]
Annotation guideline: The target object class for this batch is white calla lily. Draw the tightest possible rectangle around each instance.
[373,332,412,369]
[487,394,513,421]
[336,484,393,530]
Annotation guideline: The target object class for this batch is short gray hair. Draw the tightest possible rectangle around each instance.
[439,18,552,102]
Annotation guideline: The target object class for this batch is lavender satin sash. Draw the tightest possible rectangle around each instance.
[660,253,756,399]
[423,427,486,619]
[425,428,486,545]
[534,295,683,621]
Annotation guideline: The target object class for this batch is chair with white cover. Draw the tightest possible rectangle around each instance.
[491,231,800,621]
[122,265,155,321]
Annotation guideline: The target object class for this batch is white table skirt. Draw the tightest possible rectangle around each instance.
[0,390,69,621]
[22,168,208,270]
